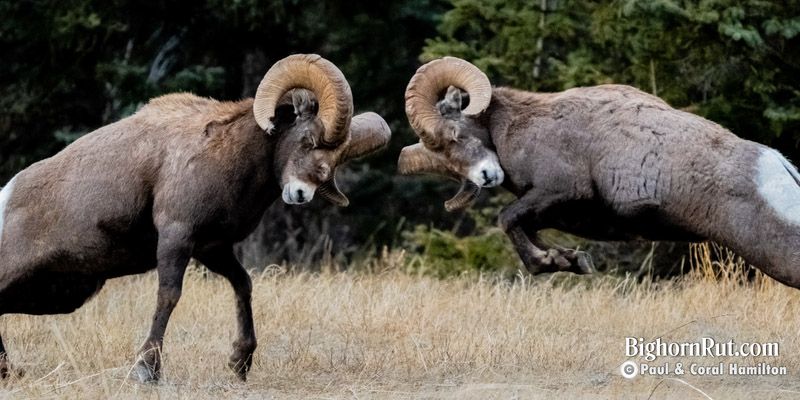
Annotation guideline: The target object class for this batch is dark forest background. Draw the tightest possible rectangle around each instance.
[2,0,799,275]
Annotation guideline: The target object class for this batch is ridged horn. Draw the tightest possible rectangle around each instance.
[317,178,349,207]
[398,142,480,211]
[444,180,481,212]
[397,143,457,180]
[343,112,392,162]
[405,57,492,146]
[254,54,353,146]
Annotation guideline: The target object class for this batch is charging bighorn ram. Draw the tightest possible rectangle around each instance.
[399,56,800,288]
[0,54,390,382]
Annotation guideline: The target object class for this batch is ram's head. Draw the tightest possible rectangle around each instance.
[399,57,503,211]
[254,54,390,206]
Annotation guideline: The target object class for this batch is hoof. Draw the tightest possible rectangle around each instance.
[228,339,255,381]
[133,358,159,383]
[547,249,572,269]
[228,352,253,382]
[573,251,596,274]
[228,360,248,381]
[552,249,597,275]
[524,248,598,276]
[1,367,24,380]
[0,358,24,380]
[134,363,157,383]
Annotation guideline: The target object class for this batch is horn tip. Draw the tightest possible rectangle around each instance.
[258,120,274,133]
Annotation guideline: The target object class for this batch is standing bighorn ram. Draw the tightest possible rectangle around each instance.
[0,54,390,382]
[399,56,800,288]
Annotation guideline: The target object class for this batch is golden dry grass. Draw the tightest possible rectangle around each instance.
[2,244,800,399]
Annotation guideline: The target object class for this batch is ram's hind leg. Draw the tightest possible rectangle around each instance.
[499,192,595,275]
[1,328,10,379]
[0,320,24,380]
[1,328,8,379]
[0,273,107,380]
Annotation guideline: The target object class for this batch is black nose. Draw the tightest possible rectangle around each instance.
[482,170,493,185]
[296,189,305,202]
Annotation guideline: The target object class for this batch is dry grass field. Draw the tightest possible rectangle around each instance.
[2,244,800,399]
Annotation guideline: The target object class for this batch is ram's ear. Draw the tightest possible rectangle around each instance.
[342,112,391,162]
[437,86,462,117]
[292,89,318,118]
[204,114,237,137]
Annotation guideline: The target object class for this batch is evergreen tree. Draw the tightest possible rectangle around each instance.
[423,0,800,157]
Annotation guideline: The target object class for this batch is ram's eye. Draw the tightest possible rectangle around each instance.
[318,163,331,180]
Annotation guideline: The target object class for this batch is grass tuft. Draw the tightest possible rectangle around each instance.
[1,243,799,398]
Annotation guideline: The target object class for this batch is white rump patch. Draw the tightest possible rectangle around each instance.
[0,174,18,250]
[757,148,800,225]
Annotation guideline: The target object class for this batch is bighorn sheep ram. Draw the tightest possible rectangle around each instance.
[0,54,390,382]
[399,56,800,288]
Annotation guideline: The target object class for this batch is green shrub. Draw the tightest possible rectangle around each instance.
[401,191,691,279]
[403,193,522,278]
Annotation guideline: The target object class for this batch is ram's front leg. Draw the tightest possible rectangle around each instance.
[196,246,257,381]
[499,194,595,275]
[520,221,596,274]
[134,222,192,383]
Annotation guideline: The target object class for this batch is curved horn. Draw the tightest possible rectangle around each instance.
[317,113,390,207]
[445,180,481,212]
[342,112,392,162]
[317,178,349,207]
[254,54,354,146]
[398,143,457,180]
[404,57,492,146]
[398,143,480,211]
